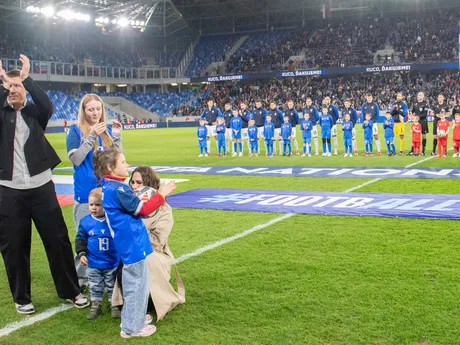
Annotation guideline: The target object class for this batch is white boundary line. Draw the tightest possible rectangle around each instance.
[0,152,442,337]
[0,305,72,337]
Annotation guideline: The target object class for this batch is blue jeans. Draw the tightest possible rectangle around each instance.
[121,259,150,335]
[87,267,117,302]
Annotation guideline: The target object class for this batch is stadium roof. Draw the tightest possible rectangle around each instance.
[0,0,459,40]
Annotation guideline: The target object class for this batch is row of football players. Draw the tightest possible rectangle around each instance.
[197,92,460,157]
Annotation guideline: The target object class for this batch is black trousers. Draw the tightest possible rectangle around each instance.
[0,181,80,305]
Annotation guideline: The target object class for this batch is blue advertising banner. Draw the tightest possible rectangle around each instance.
[191,62,459,83]
[140,166,460,179]
[167,188,460,220]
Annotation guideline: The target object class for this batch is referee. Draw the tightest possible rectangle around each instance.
[409,92,429,156]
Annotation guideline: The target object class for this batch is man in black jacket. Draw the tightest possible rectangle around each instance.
[0,56,89,314]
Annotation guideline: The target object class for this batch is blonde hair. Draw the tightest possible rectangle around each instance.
[77,94,114,150]
[89,187,102,201]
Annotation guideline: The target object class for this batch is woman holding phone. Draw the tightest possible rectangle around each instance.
[66,94,123,289]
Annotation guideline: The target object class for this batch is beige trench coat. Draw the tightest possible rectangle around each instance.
[112,203,185,321]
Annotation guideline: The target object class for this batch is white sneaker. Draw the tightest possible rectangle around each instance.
[308,154,311,157]
[322,153,326,157]
[15,303,35,315]
[343,153,348,158]
[327,152,332,157]
[198,154,203,157]
[232,152,237,157]
[453,153,458,158]
[120,325,156,338]
[315,152,319,156]
[204,154,208,157]
[301,154,306,157]
[334,151,338,156]
[349,153,353,157]
[238,152,243,157]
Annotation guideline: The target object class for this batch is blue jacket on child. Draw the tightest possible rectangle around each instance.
[281,123,292,140]
[102,178,153,265]
[363,120,374,140]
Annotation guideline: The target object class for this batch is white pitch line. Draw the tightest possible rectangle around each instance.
[173,213,295,264]
[0,150,445,337]
[0,305,72,337]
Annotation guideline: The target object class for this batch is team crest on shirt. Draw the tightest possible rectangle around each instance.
[88,230,95,236]
[97,146,105,151]
[420,108,423,112]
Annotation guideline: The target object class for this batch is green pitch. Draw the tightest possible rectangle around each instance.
[0,126,459,345]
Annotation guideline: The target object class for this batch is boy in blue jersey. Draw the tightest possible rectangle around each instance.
[300,113,313,157]
[76,188,120,320]
[363,113,374,156]
[383,112,396,156]
[264,115,275,157]
[230,109,243,157]
[197,119,208,157]
[319,107,334,156]
[281,115,293,156]
[247,119,259,156]
[342,114,354,157]
[216,118,227,157]
[93,149,176,338]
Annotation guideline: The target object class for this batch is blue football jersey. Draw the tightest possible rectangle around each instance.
[102,178,153,265]
[76,214,119,269]
[66,125,113,204]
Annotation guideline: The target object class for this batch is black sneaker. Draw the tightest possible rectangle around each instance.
[399,151,404,156]
[111,305,121,318]
[15,303,35,315]
[407,151,414,156]
[431,152,436,156]
[87,302,102,320]
[422,152,426,156]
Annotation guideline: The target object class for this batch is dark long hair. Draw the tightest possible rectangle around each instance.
[130,166,161,190]
[93,148,121,182]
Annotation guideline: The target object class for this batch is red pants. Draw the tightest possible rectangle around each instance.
[438,137,448,155]
[453,140,460,152]
[412,142,420,154]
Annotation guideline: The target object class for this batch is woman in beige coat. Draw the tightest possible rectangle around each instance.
[112,166,185,321]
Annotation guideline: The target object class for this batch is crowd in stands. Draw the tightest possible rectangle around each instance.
[390,10,459,63]
[176,70,460,116]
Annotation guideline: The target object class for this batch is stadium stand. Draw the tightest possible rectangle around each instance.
[225,28,310,74]
[77,90,201,117]
[184,34,243,77]
[153,52,184,67]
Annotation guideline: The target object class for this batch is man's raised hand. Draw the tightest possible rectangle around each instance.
[0,60,11,89]
[19,54,30,80]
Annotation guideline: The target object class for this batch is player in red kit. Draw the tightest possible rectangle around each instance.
[436,110,450,158]
[453,113,460,157]
[411,115,422,156]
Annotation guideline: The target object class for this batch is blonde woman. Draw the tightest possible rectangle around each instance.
[66,94,122,289]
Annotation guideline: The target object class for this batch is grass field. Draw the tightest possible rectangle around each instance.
[1,125,460,345]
